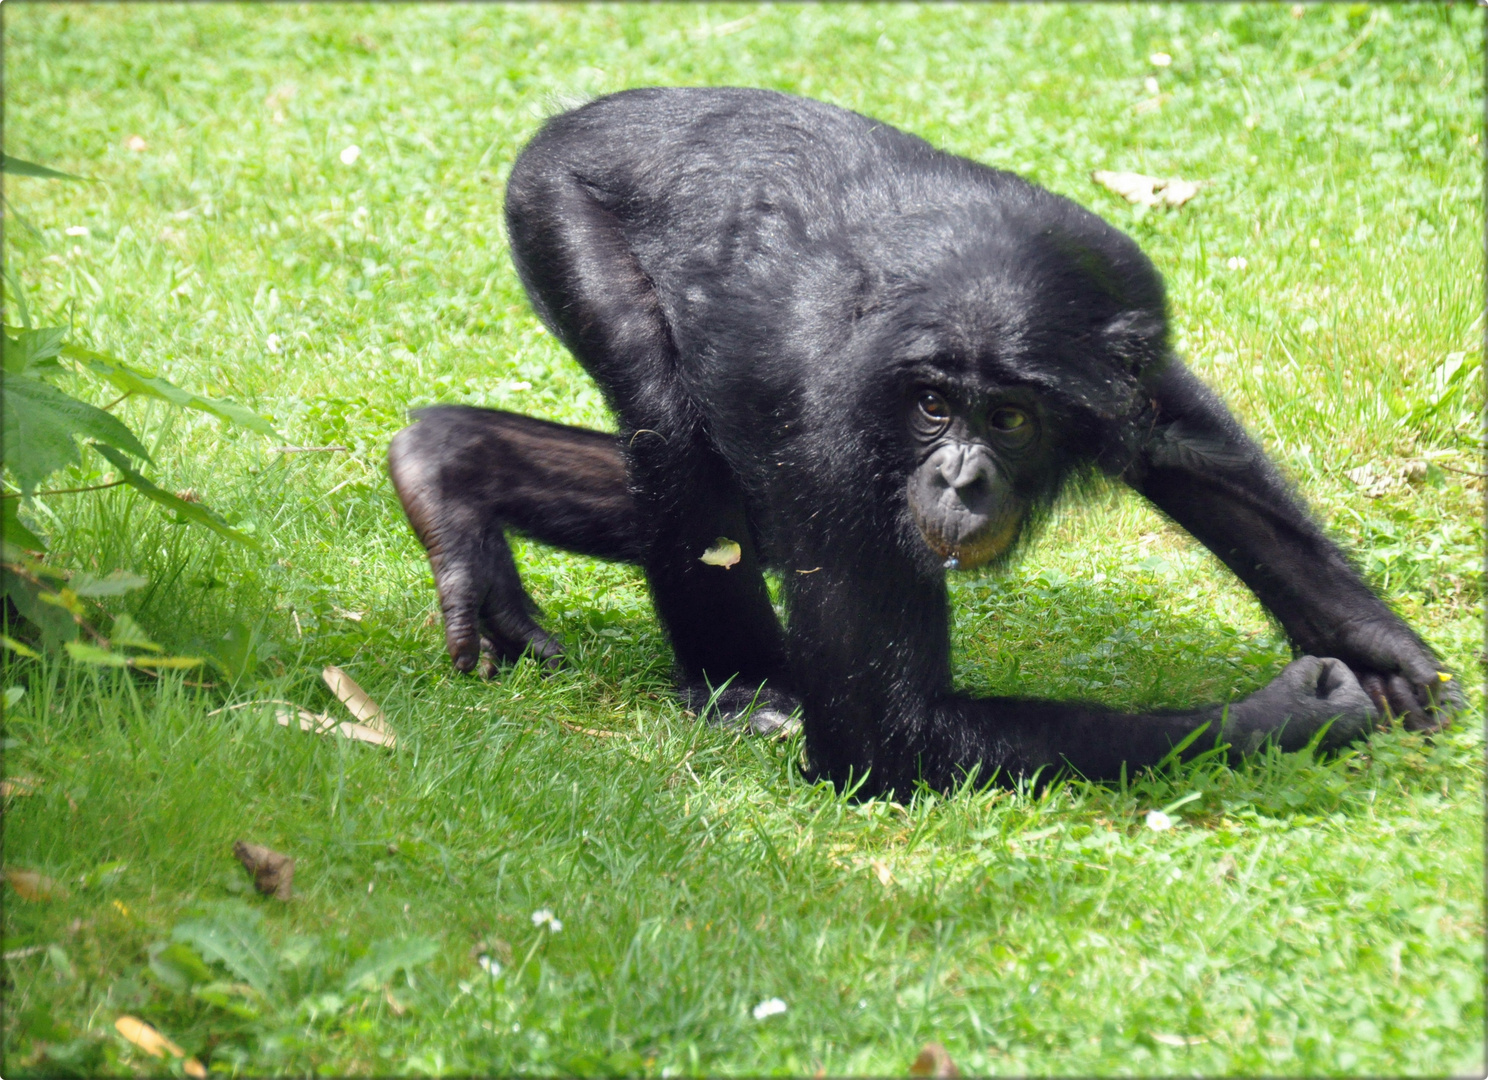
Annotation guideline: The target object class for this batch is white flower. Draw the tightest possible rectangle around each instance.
[531,908,562,932]
[340,144,362,165]
[752,997,787,1020]
[1149,52,1172,67]
[1145,810,1173,831]
[266,333,282,354]
[477,954,502,977]
[65,225,90,237]
[1226,256,1248,271]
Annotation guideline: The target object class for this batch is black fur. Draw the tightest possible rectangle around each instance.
[390,88,1457,797]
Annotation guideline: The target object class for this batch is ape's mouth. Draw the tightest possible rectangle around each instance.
[912,500,1023,571]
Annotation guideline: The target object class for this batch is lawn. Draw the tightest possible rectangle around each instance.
[2,3,1483,1075]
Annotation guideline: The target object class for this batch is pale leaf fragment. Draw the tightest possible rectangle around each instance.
[6,868,69,901]
[1,776,38,798]
[322,665,394,737]
[114,1016,207,1077]
[1092,170,1201,208]
[699,537,742,568]
[909,1041,961,1078]
[870,859,894,888]
[1151,1032,1209,1046]
[275,705,395,749]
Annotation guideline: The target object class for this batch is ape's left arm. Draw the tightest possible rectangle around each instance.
[1127,360,1460,729]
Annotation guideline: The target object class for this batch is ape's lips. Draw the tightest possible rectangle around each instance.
[913,502,1022,570]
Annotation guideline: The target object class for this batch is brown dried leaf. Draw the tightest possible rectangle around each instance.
[6,868,69,902]
[870,859,894,888]
[232,840,295,901]
[323,665,394,737]
[114,1016,206,1076]
[1,776,38,798]
[699,537,742,568]
[909,1042,960,1078]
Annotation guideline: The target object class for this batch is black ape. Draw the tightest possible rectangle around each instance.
[390,88,1456,797]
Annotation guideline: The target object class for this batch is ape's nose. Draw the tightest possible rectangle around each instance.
[936,443,996,491]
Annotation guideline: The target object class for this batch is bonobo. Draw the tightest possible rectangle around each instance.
[390,87,1458,797]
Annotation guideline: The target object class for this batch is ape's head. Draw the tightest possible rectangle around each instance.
[902,384,1049,570]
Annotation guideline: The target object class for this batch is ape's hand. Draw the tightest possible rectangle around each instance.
[1223,656,1379,758]
[1327,622,1463,732]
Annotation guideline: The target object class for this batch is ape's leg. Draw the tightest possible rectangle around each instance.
[388,406,643,674]
[1126,361,1459,730]
[504,158,797,722]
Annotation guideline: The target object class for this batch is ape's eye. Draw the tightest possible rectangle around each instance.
[990,407,1028,432]
[917,391,951,421]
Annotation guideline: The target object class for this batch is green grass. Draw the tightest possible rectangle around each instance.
[3,3,1482,1075]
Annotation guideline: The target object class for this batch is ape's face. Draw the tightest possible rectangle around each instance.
[904,386,1043,570]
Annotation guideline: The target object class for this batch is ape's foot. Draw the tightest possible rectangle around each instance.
[683,680,803,737]
[389,422,564,678]
[1225,656,1379,758]
[473,630,566,680]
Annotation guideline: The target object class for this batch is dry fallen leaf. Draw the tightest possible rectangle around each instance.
[1092,170,1201,208]
[233,840,295,901]
[870,859,894,888]
[114,1016,207,1077]
[1151,1032,1210,1047]
[275,705,396,749]
[909,1041,960,1078]
[6,868,69,902]
[699,537,742,568]
[1,776,38,798]
[322,665,394,738]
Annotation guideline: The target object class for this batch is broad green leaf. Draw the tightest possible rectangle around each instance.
[1,568,77,645]
[108,613,160,651]
[2,501,45,552]
[0,156,92,182]
[172,905,278,998]
[0,634,40,659]
[3,326,67,375]
[342,936,439,993]
[71,569,148,598]
[62,345,280,437]
[148,941,213,994]
[2,375,151,494]
[129,654,206,669]
[80,860,128,889]
[192,980,265,1019]
[90,443,259,548]
[64,641,129,666]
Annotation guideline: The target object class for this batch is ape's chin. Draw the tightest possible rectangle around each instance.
[915,512,1022,571]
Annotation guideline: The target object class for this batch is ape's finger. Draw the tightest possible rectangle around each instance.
[437,579,485,674]
[1356,672,1391,729]
[1379,673,1433,731]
